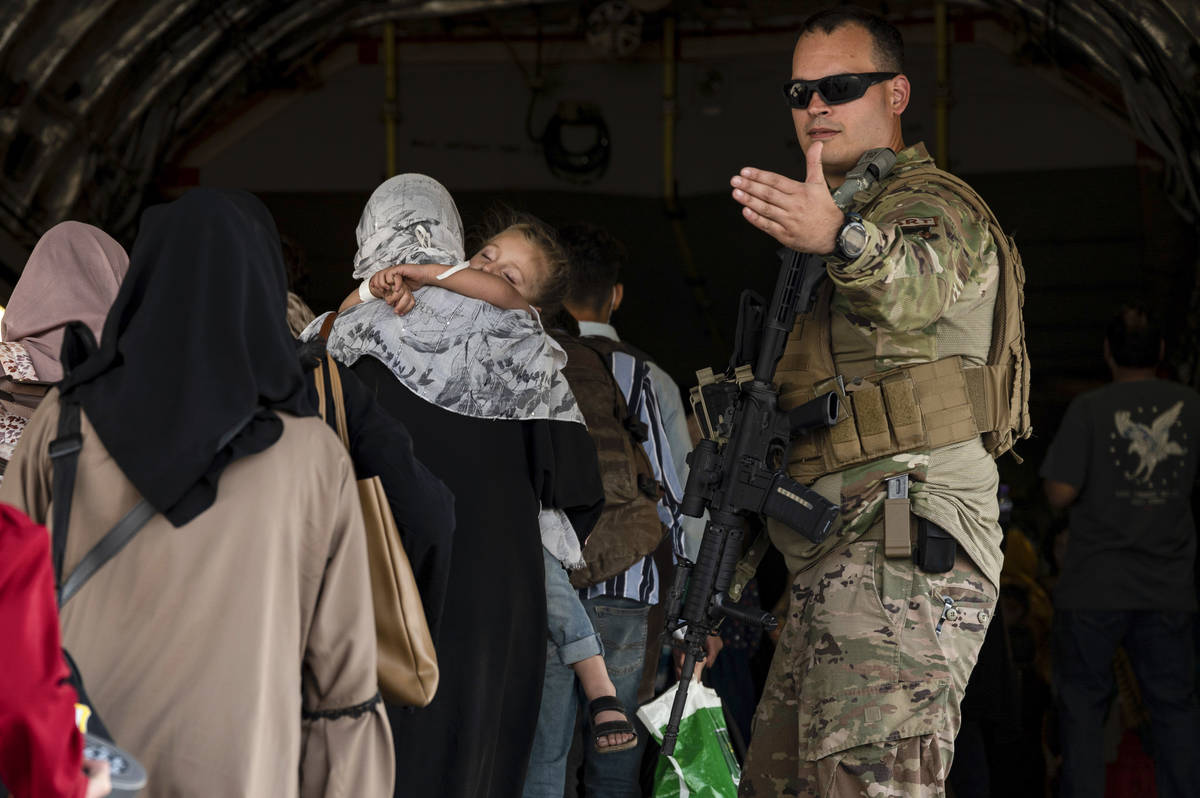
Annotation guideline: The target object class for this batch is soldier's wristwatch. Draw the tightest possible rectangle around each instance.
[833,212,868,261]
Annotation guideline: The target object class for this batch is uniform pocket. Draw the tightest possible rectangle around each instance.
[927,568,995,637]
[849,384,891,456]
[793,543,988,761]
[801,680,951,761]
[787,541,924,760]
[902,552,997,697]
[881,375,925,449]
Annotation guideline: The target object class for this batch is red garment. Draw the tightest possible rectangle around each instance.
[0,503,85,798]
[1106,730,1157,798]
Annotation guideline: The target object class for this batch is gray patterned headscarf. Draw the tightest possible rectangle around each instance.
[352,173,465,280]
[304,173,583,426]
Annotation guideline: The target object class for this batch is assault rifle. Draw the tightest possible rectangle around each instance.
[660,148,897,757]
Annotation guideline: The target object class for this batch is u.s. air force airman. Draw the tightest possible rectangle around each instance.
[728,6,1029,796]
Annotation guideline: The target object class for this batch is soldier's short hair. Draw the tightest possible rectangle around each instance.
[1106,303,1163,368]
[560,222,628,316]
[799,6,904,73]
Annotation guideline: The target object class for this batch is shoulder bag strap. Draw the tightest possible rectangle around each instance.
[57,403,266,607]
[319,313,337,341]
[49,392,157,607]
[47,321,162,608]
[575,339,658,498]
[576,337,648,443]
[49,393,83,586]
[313,359,327,422]
[58,499,155,606]
[326,355,351,450]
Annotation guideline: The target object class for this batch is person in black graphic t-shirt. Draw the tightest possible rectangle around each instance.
[1041,305,1200,798]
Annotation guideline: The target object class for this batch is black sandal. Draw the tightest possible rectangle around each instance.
[588,695,639,754]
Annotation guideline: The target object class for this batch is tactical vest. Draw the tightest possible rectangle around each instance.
[550,334,667,589]
[778,166,1031,484]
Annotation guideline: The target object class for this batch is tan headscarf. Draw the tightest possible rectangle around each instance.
[3,221,129,382]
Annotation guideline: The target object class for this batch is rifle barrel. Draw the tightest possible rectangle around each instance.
[660,649,698,757]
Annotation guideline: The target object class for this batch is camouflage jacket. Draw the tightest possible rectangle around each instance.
[769,142,1004,589]
[828,142,998,380]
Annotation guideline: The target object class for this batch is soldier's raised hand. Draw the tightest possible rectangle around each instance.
[731,140,845,254]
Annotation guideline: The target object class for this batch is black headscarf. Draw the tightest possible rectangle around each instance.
[59,188,312,527]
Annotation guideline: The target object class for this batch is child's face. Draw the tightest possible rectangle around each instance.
[468,229,546,303]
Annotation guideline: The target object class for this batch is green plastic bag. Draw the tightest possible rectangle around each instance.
[637,681,740,797]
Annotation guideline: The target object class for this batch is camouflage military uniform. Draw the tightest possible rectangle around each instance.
[741,143,1003,797]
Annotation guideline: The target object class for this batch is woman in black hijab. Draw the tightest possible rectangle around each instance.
[60,189,312,524]
[0,188,395,796]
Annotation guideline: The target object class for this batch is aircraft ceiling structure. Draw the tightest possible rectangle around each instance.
[972,0,1199,222]
[0,0,1196,270]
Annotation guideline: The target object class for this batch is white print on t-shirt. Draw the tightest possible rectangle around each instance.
[1113,401,1186,484]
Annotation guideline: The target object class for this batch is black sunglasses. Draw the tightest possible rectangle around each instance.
[781,72,899,109]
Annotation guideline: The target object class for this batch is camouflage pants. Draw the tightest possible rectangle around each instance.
[740,535,997,797]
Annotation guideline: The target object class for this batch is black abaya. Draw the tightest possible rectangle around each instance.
[352,356,602,798]
[303,352,456,643]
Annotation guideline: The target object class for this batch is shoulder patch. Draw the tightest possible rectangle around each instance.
[896,216,939,231]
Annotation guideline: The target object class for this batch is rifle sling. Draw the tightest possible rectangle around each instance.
[728,529,772,602]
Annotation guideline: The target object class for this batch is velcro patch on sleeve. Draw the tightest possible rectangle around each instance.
[896,216,942,240]
[896,216,940,231]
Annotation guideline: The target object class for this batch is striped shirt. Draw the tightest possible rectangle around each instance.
[576,324,685,605]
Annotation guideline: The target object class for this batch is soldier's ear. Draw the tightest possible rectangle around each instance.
[889,74,911,115]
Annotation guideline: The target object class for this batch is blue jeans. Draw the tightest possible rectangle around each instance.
[523,551,605,798]
[1054,609,1200,798]
[522,595,651,798]
[577,596,651,798]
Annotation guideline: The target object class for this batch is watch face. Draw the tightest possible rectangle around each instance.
[840,222,868,258]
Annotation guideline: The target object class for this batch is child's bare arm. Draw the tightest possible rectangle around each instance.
[343,263,531,316]
[398,263,532,312]
[339,288,362,313]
